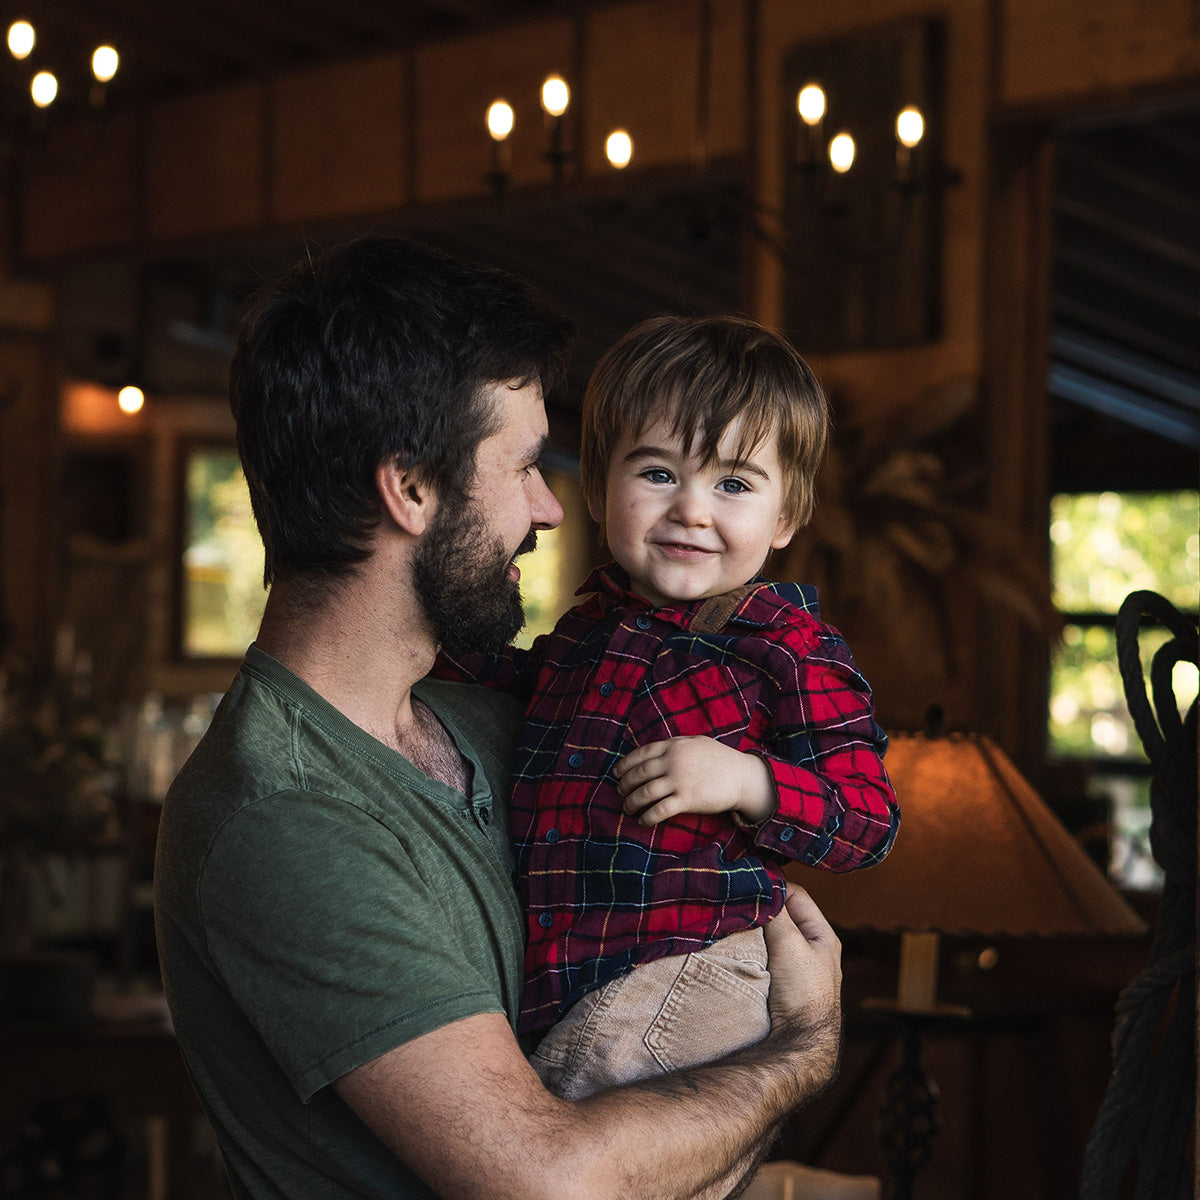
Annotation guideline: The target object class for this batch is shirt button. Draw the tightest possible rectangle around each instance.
[538,912,553,928]
[568,752,584,768]
[546,828,560,843]
[636,615,652,630]
[599,681,614,696]
[779,827,795,842]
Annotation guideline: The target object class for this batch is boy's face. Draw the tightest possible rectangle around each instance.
[593,414,796,608]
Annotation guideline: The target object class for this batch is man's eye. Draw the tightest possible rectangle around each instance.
[642,468,674,484]
[718,477,750,494]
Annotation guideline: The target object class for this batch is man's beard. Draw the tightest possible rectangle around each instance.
[413,491,537,656]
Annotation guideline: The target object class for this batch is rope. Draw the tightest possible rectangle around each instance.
[1079,591,1197,1200]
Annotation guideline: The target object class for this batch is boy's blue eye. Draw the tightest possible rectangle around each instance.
[718,477,750,494]
[643,468,674,484]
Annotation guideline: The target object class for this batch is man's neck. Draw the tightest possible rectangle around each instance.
[255,572,454,774]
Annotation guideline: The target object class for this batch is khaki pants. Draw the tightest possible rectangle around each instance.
[528,927,771,1101]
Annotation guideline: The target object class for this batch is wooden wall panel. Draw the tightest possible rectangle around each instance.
[755,0,988,374]
[584,0,706,174]
[0,338,57,654]
[415,18,575,203]
[1001,0,1200,109]
[708,0,749,161]
[20,112,139,258]
[147,84,266,241]
[271,54,408,224]
[756,0,991,733]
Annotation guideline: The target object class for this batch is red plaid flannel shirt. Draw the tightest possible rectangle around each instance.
[436,565,898,1033]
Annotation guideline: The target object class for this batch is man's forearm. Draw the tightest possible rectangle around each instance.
[563,1008,841,1200]
[337,888,842,1200]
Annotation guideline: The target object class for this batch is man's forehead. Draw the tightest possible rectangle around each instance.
[478,377,548,451]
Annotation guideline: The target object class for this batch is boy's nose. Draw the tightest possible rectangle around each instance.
[668,486,712,528]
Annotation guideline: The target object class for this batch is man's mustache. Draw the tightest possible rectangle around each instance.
[515,529,538,559]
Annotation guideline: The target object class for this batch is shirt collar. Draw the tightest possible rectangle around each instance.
[576,562,815,632]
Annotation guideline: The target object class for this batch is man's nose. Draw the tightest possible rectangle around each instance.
[531,472,564,530]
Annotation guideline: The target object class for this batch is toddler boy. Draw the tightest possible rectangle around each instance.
[438,314,898,1099]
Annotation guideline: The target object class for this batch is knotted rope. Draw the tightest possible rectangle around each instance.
[1079,590,1197,1200]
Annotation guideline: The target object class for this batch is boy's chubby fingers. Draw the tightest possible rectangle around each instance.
[613,743,668,793]
[622,777,675,817]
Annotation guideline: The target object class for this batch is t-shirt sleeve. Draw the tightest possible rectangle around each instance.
[198,791,507,1102]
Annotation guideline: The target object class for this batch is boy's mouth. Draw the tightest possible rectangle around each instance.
[654,540,715,558]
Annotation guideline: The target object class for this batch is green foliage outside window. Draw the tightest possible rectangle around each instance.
[1047,489,1198,889]
[183,451,266,658]
[1050,491,1199,614]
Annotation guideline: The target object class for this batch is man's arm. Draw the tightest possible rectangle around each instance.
[335,887,841,1200]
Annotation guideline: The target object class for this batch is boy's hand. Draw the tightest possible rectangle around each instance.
[614,736,777,826]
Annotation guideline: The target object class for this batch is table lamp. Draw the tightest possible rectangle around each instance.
[788,728,1146,1199]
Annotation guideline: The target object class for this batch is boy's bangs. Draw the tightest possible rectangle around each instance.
[645,383,781,472]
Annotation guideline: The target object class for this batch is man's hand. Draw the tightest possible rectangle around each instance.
[758,885,843,1103]
[615,737,777,826]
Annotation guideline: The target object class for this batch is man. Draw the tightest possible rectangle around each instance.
[154,237,842,1200]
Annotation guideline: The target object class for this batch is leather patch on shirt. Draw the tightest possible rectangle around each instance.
[690,585,759,633]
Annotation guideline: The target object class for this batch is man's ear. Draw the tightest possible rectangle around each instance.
[376,459,435,537]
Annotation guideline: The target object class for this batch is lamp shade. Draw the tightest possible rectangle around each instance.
[788,732,1146,938]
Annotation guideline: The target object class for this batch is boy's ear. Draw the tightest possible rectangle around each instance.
[586,490,606,527]
[770,510,799,551]
[376,459,435,537]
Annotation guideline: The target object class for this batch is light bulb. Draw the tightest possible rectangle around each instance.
[486,100,514,141]
[118,385,145,415]
[896,107,924,149]
[828,132,855,174]
[796,83,825,126]
[31,70,57,108]
[7,19,34,60]
[541,75,569,118]
[92,45,119,83]
[605,129,632,169]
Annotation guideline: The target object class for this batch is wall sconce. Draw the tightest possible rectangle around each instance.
[605,129,633,170]
[90,43,119,108]
[7,19,34,60]
[7,18,119,111]
[486,99,514,196]
[117,384,144,415]
[541,73,571,185]
[782,18,953,352]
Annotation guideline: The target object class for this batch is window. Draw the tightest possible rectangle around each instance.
[179,445,266,658]
[1047,489,1199,888]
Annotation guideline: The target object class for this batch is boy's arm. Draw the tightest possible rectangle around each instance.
[741,629,898,872]
[616,628,898,873]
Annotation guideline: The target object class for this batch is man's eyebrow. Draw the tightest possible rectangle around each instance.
[523,434,549,464]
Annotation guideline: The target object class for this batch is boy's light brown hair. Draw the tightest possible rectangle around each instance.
[580,313,829,530]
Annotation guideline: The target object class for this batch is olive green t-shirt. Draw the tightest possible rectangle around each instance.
[154,646,525,1200]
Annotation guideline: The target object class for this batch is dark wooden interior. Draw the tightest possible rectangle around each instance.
[0,1,1195,1197]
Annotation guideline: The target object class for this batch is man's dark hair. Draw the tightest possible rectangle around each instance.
[230,237,573,588]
